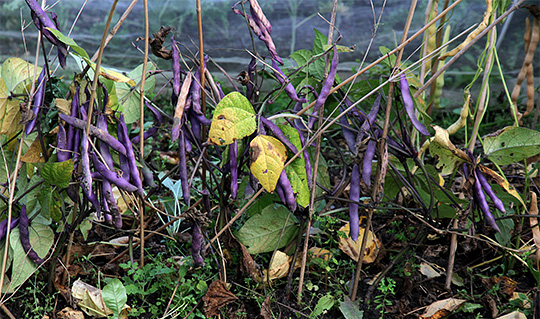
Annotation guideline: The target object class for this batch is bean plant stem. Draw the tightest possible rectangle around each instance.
[351,0,418,302]
[138,0,149,268]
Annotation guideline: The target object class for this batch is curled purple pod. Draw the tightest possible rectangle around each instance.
[59,114,127,155]
[473,169,500,232]
[117,114,143,194]
[278,170,296,211]
[19,205,44,265]
[178,130,191,206]
[272,59,307,103]
[296,127,312,190]
[131,102,163,144]
[80,132,101,213]
[476,168,506,214]
[260,117,299,154]
[339,111,357,155]
[399,73,429,136]
[232,8,265,41]
[308,46,339,128]
[230,140,238,199]
[56,123,69,162]
[349,163,361,242]
[191,221,205,267]
[356,94,381,145]
[0,218,20,242]
[92,153,140,194]
[362,139,377,188]
[25,68,47,135]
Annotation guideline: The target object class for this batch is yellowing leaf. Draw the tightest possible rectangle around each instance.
[1,57,42,94]
[259,251,291,283]
[429,125,471,175]
[55,98,72,115]
[0,78,23,135]
[420,298,466,319]
[82,57,135,86]
[338,223,380,263]
[250,135,287,192]
[209,92,256,145]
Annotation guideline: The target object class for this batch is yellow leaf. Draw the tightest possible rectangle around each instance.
[250,135,287,192]
[429,125,471,175]
[208,92,256,145]
[0,78,23,135]
[82,58,136,86]
[55,98,72,115]
[21,136,48,163]
[338,223,381,263]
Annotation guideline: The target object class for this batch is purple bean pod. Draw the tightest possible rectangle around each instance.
[80,132,101,213]
[232,8,265,41]
[274,182,286,206]
[182,125,193,153]
[356,94,381,144]
[260,117,300,154]
[117,114,143,195]
[59,114,127,155]
[362,139,376,188]
[261,28,283,64]
[293,101,306,130]
[0,218,20,242]
[278,170,297,211]
[19,205,44,265]
[476,168,506,214]
[308,46,338,129]
[104,212,113,225]
[92,153,140,194]
[202,189,212,215]
[399,73,429,136]
[101,179,122,229]
[216,82,226,100]
[178,130,191,206]
[339,111,357,155]
[296,127,312,190]
[249,0,272,34]
[131,102,163,144]
[230,140,239,199]
[272,59,307,103]
[349,163,360,242]
[65,86,80,156]
[141,162,156,188]
[56,123,70,162]
[25,68,47,135]
[25,0,68,68]
[246,57,256,101]
[473,169,500,232]
[191,221,205,267]
[96,114,114,167]
[190,56,209,116]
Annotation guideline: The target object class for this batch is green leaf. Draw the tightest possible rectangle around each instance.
[0,239,14,293]
[46,28,90,60]
[290,49,312,67]
[102,278,127,319]
[79,218,93,241]
[37,185,63,222]
[313,29,328,55]
[0,57,42,94]
[115,63,157,123]
[236,204,298,254]
[279,125,309,207]
[41,159,74,189]
[339,296,364,319]
[209,92,256,145]
[483,126,540,165]
[289,48,324,80]
[379,46,396,68]
[311,294,335,318]
[8,223,54,292]
[16,171,43,215]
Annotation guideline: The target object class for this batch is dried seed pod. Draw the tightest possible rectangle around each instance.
[191,221,205,267]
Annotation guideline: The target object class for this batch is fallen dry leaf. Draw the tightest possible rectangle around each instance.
[338,223,380,263]
[203,280,238,318]
[420,298,466,319]
[260,296,273,319]
[259,251,291,283]
[71,279,130,318]
[419,262,443,279]
[529,192,540,269]
[496,310,528,319]
[310,247,332,261]
[57,307,85,319]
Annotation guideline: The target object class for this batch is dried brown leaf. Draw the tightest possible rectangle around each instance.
[203,280,238,318]
[260,296,273,319]
[419,298,466,319]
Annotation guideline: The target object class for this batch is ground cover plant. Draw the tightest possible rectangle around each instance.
[1,0,540,318]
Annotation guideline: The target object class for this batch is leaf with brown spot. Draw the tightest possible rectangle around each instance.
[203,280,238,318]
[338,223,381,263]
[249,135,287,192]
[208,92,256,145]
